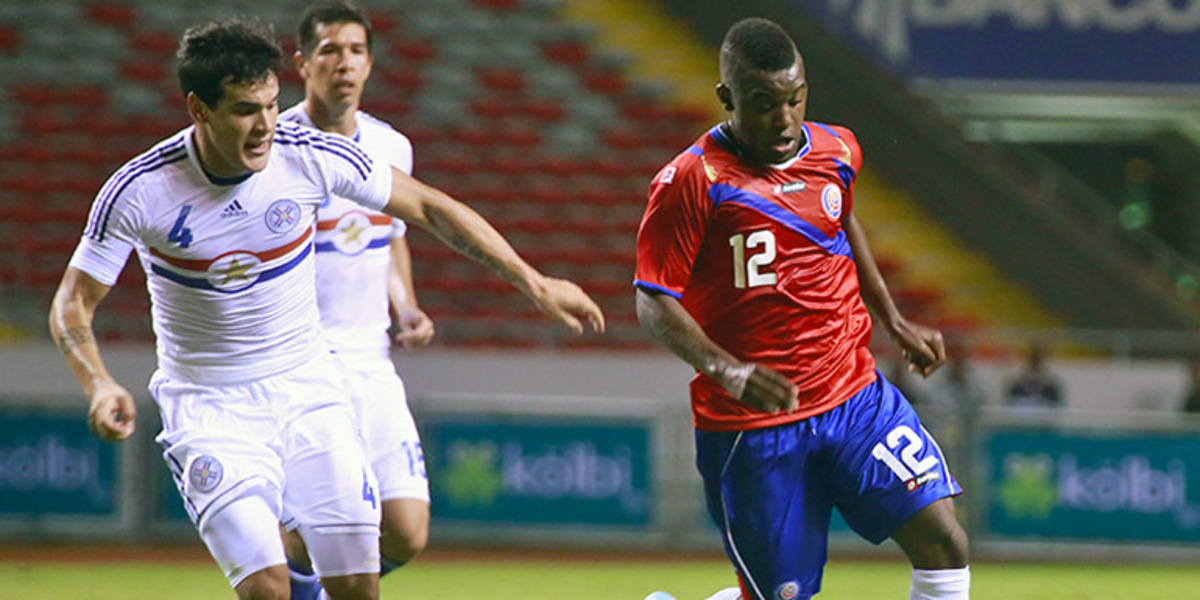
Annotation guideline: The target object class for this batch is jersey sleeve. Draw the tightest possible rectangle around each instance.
[68,175,143,286]
[319,131,394,213]
[830,125,863,217]
[634,156,712,298]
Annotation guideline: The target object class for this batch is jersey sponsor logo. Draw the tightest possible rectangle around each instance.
[189,455,223,493]
[658,166,677,185]
[265,199,302,233]
[221,199,248,219]
[775,180,806,194]
[775,581,801,600]
[821,183,843,220]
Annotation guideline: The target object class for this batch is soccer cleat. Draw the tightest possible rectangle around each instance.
[643,592,678,600]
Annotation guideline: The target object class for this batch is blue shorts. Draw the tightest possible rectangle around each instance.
[695,372,961,600]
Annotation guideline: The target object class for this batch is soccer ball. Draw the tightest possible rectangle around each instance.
[643,592,678,600]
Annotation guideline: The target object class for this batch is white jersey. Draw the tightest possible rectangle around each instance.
[69,122,393,384]
[279,104,413,359]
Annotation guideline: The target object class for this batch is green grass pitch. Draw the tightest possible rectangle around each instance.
[4,555,1200,599]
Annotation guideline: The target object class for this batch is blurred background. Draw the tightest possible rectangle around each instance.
[1,0,1200,566]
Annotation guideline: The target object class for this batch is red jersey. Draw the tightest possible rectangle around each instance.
[635,122,876,432]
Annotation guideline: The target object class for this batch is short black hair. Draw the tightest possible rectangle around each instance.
[177,18,284,107]
[720,17,798,80]
[297,0,374,56]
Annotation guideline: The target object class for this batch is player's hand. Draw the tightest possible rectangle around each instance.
[890,318,946,378]
[722,362,799,414]
[393,305,435,350]
[531,277,606,334]
[88,380,136,442]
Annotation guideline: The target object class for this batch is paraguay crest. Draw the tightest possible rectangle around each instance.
[189,455,224,493]
[265,199,302,234]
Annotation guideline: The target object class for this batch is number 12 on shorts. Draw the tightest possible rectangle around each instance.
[872,425,941,491]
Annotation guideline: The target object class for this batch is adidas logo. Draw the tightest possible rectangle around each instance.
[221,199,248,218]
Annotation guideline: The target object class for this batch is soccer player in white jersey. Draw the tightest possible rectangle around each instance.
[277,3,433,598]
[48,18,603,600]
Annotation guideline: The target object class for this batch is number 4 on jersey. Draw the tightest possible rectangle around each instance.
[168,205,194,248]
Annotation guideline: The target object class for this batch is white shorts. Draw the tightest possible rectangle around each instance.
[338,353,430,504]
[151,352,381,586]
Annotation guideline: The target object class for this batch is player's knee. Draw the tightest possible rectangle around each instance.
[380,500,430,563]
[894,500,970,569]
[235,567,291,600]
[381,521,428,563]
[321,573,379,600]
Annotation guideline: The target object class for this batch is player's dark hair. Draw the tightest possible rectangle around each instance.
[177,18,284,107]
[721,17,797,75]
[297,0,374,56]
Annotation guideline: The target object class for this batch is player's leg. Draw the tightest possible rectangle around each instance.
[380,497,429,569]
[892,498,970,599]
[833,374,969,600]
[358,363,430,572]
[278,357,383,600]
[152,372,292,600]
[695,422,832,600]
[203,496,292,600]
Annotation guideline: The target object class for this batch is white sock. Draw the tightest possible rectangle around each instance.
[910,567,970,600]
[703,587,742,600]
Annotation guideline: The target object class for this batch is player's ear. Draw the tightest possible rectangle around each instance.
[186,92,210,124]
[293,50,308,77]
[716,83,734,111]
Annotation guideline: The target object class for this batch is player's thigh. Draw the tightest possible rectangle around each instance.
[352,364,429,504]
[379,497,430,558]
[832,376,963,545]
[695,425,832,600]
[283,403,381,577]
[153,372,286,542]
[891,497,969,569]
[203,493,289,590]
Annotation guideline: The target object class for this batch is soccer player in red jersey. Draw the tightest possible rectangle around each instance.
[635,17,969,600]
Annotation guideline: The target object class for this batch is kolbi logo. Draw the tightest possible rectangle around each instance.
[503,441,643,512]
[1058,454,1200,527]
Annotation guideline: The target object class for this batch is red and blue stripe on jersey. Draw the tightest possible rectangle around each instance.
[635,122,876,432]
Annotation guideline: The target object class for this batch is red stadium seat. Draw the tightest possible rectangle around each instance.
[83,3,137,28]
[0,26,19,52]
[389,39,437,62]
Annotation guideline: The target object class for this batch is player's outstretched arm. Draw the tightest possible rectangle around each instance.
[387,236,435,350]
[48,268,137,441]
[845,214,946,377]
[636,288,797,413]
[381,166,604,335]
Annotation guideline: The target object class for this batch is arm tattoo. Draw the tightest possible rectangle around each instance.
[56,326,95,354]
[449,234,521,285]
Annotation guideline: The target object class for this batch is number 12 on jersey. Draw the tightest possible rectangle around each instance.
[729,230,777,289]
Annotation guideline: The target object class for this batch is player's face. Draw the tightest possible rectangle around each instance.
[725,57,808,166]
[299,22,373,112]
[191,73,280,177]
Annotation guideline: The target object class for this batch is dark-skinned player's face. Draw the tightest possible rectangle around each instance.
[721,55,808,166]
